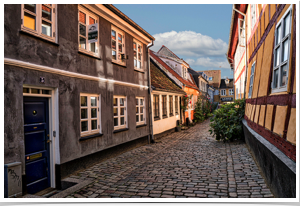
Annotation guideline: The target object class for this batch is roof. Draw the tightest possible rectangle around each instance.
[150,60,185,94]
[220,78,234,89]
[157,45,190,67]
[104,4,155,41]
[198,70,221,88]
[150,50,199,90]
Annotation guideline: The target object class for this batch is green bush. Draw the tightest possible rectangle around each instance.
[193,96,213,123]
[209,99,245,142]
[212,102,219,111]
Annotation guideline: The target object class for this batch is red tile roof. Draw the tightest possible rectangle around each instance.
[150,50,199,90]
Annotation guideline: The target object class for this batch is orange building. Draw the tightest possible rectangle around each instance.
[227,4,296,197]
[150,47,200,124]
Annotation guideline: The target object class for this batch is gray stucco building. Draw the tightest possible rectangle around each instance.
[4,4,154,196]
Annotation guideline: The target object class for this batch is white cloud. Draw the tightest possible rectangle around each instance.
[186,57,231,69]
[152,30,228,57]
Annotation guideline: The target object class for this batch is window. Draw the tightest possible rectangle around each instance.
[272,5,292,93]
[113,96,127,130]
[153,95,160,120]
[80,94,100,136]
[229,89,234,96]
[175,96,179,114]
[182,67,187,79]
[136,97,145,125]
[248,62,256,98]
[162,95,167,118]
[236,88,239,99]
[169,96,173,116]
[251,4,256,30]
[133,40,143,70]
[112,26,125,65]
[21,4,56,41]
[78,7,98,55]
[221,89,226,96]
[238,18,246,47]
[208,77,213,81]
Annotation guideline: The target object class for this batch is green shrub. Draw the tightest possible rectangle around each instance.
[209,99,245,142]
[193,96,213,123]
[212,102,219,111]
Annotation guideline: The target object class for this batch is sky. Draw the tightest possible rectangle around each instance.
[114,4,234,79]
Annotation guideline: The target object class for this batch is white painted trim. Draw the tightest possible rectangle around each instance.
[5,58,148,89]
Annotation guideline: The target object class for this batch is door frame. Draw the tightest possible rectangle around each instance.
[23,85,60,189]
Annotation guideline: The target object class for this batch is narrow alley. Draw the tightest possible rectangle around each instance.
[65,119,273,198]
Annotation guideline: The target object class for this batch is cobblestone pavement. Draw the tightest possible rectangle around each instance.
[67,119,274,198]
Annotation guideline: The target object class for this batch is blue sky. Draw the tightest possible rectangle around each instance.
[115,4,234,79]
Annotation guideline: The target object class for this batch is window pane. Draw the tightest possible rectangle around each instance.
[91,97,97,106]
[280,64,288,87]
[134,59,137,67]
[138,53,141,60]
[283,13,290,37]
[140,115,143,122]
[120,108,125,115]
[112,50,116,60]
[81,109,88,119]
[136,107,139,114]
[90,43,95,53]
[136,115,139,122]
[81,96,87,106]
[89,17,95,25]
[23,88,29,93]
[112,40,116,50]
[120,117,125,125]
[140,99,143,105]
[24,12,36,30]
[118,43,122,53]
[274,69,279,88]
[91,108,97,118]
[79,11,86,24]
[136,98,139,105]
[80,24,86,36]
[24,4,35,13]
[81,121,88,132]
[42,5,51,21]
[140,107,143,114]
[134,51,137,58]
[42,90,50,94]
[112,30,116,40]
[133,42,136,50]
[120,98,125,106]
[91,120,97,130]
[42,20,51,36]
[114,118,118,126]
[113,108,118,116]
[113,98,118,106]
[31,88,40,94]
[275,47,280,66]
[138,61,141,69]
[276,25,281,45]
[138,45,141,52]
[80,37,86,49]
[118,33,122,43]
[282,39,289,62]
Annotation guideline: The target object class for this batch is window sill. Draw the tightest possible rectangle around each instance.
[154,117,160,121]
[113,128,129,133]
[20,29,58,46]
[136,124,147,128]
[163,115,168,119]
[79,133,103,141]
[78,49,101,60]
[270,90,288,96]
[134,68,145,73]
[112,60,127,68]
[169,114,174,117]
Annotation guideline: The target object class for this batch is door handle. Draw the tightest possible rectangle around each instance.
[47,140,52,143]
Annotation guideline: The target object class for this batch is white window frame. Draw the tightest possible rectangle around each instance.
[169,95,174,116]
[248,62,256,98]
[136,97,145,125]
[78,6,99,57]
[229,89,234,96]
[221,89,226,96]
[208,77,213,81]
[272,5,292,93]
[133,39,143,71]
[238,18,246,47]
[113,96,127,130]
[21,4,57,42]
[80,93,100,137]
[112,25,126,66]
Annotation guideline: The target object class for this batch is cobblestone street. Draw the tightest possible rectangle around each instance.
[67,119,274,198]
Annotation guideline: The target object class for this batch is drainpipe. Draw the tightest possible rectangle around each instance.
[233,5,248,99]
[147,40,154,143]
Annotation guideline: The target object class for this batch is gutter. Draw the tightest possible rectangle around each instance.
[147,40,154,143]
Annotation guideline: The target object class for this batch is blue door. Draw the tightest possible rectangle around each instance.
[24,97,50,194]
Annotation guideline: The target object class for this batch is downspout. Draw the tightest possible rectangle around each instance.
[147,40,154,143]
[233,5,248,99]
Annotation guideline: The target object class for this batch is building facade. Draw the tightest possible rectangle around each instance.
[230,4,296,197]
[4,4,155,196]
[219,78,235,104]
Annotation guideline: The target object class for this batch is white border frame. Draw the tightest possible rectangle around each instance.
[113,95,127,130]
